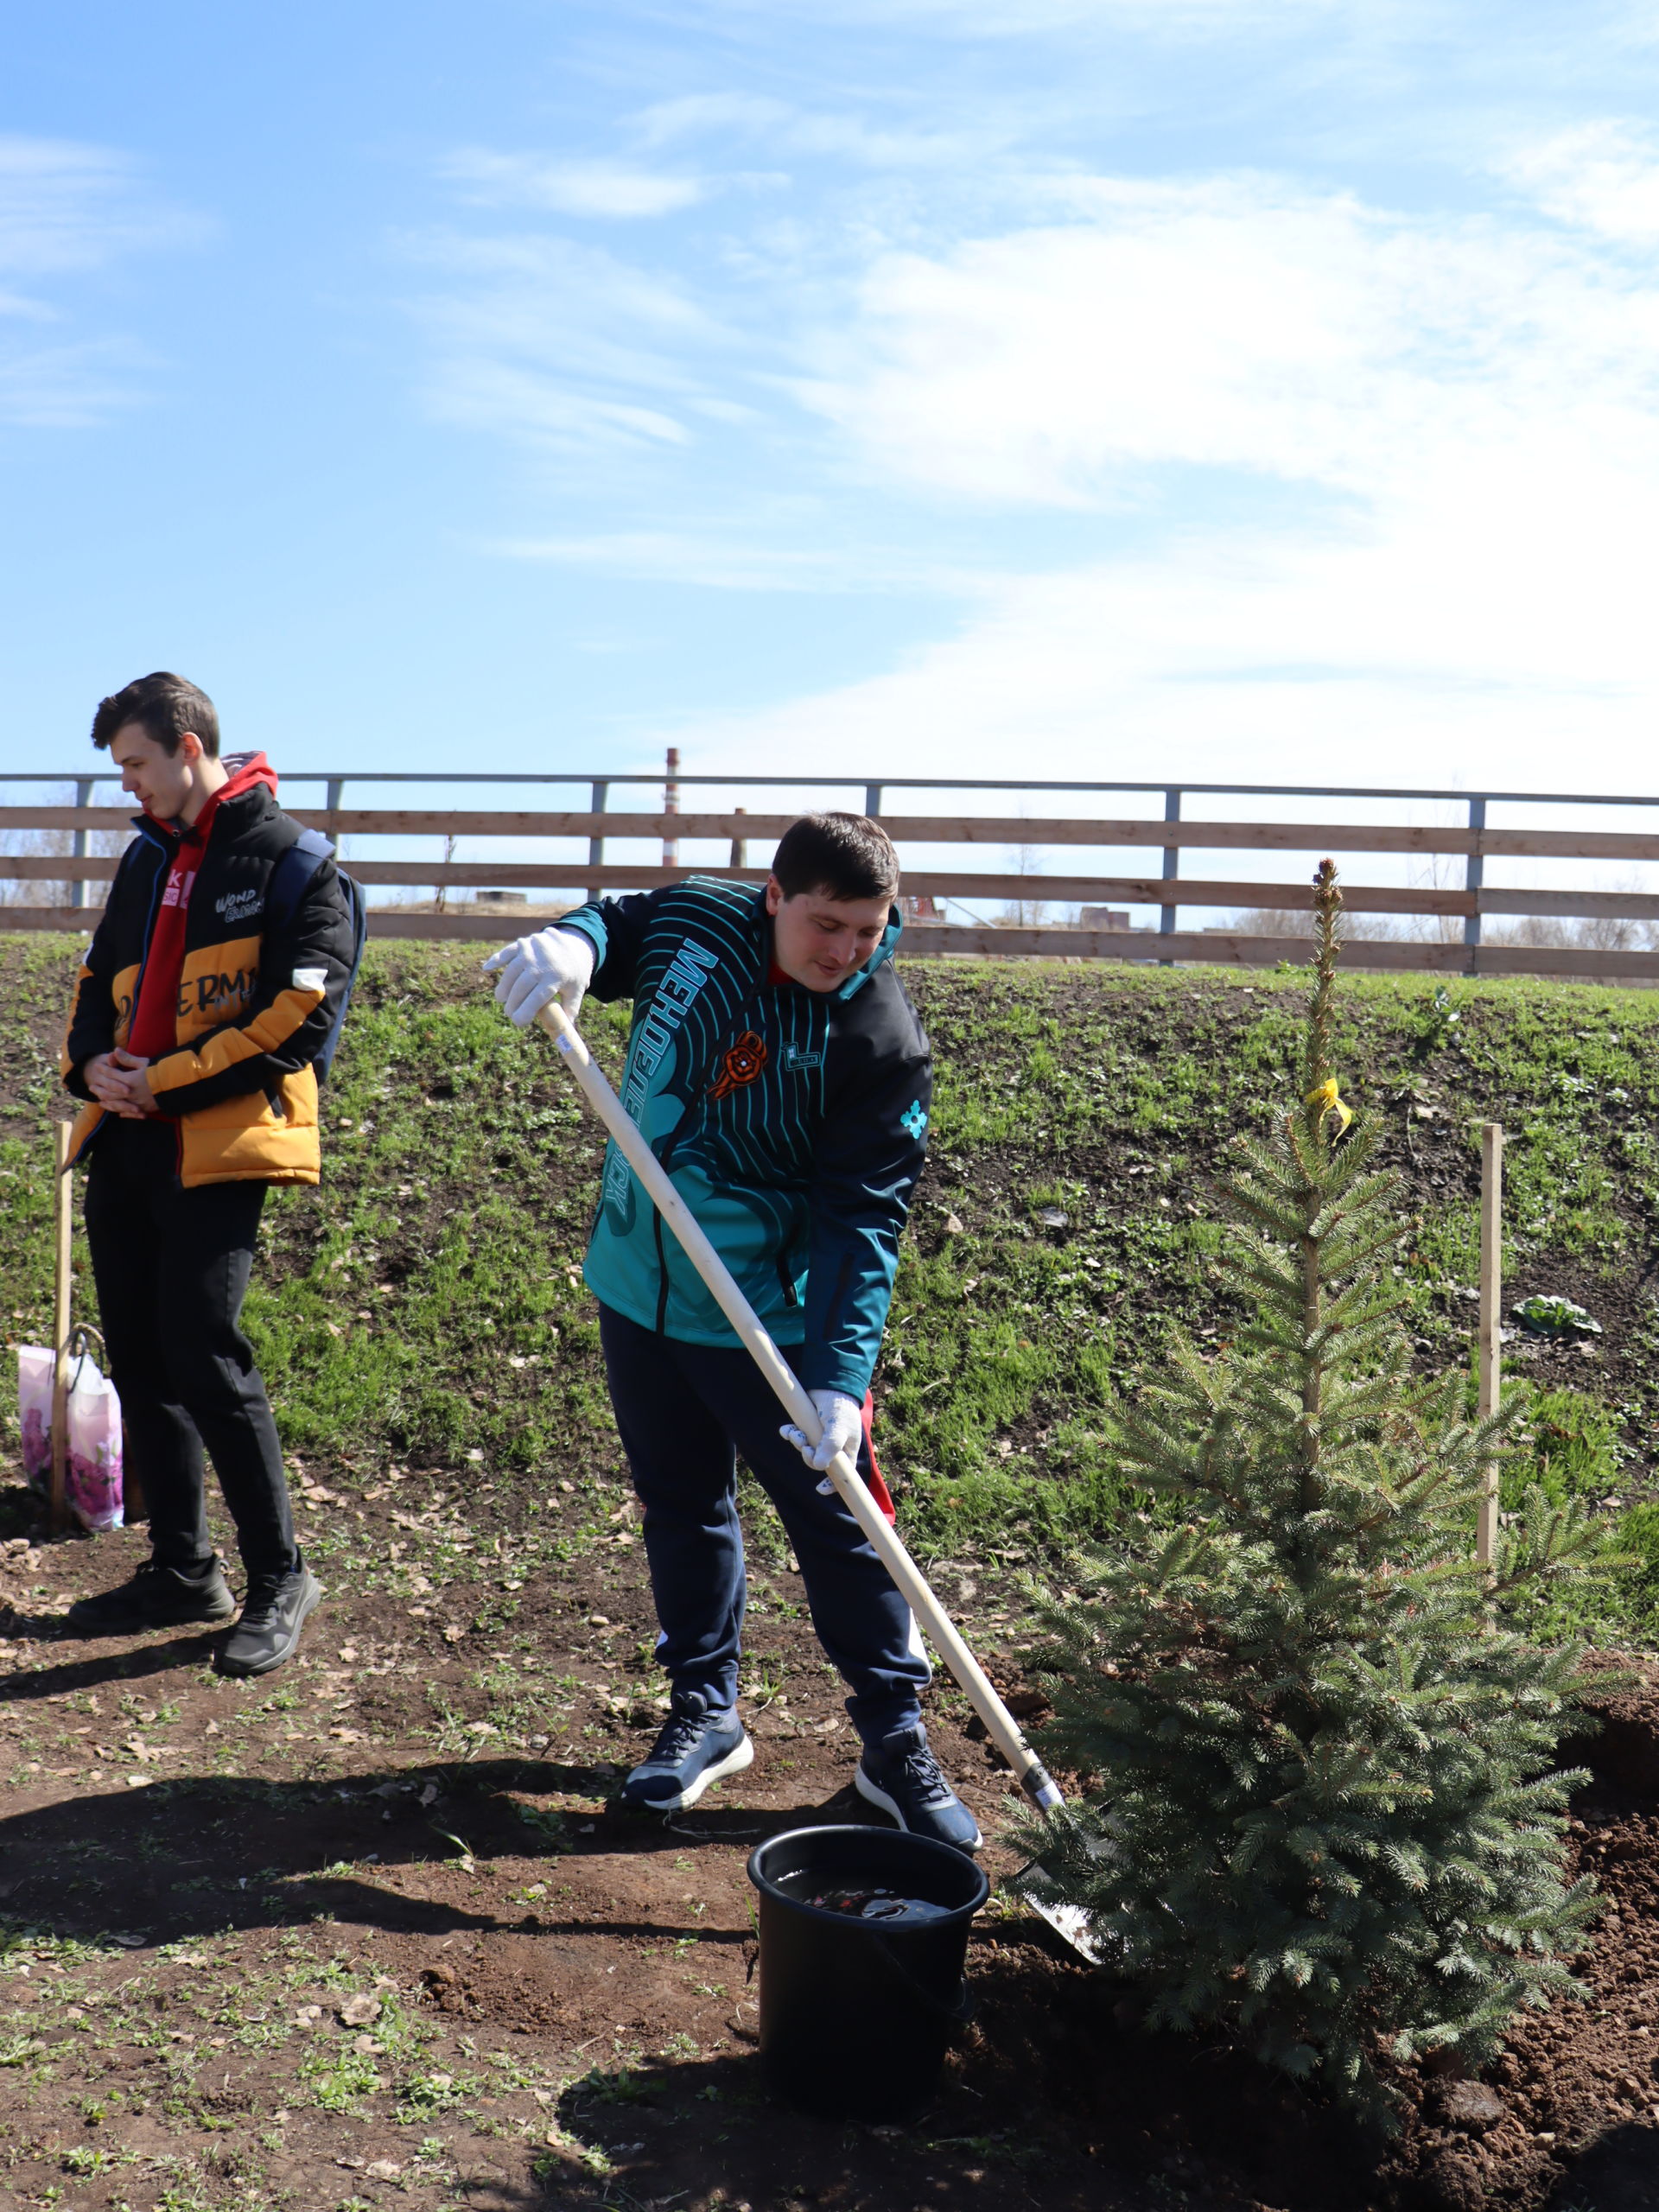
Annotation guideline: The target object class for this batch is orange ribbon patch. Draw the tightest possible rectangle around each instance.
[709,1030,768,1102]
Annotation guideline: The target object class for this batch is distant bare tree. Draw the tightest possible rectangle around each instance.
[1486,912,1643,952]
[1228,905,1405,943]
[0,784,129,909]
[1395,849,1465,943]
[998,840,1050,927]
[435,832,460,917]
[1478,871,1659,957]
[1223,892,1659,977]
[1229,905,1316,939]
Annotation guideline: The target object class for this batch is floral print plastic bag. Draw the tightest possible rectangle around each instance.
[16,1344,53,1492]
[14,1337,124,1531]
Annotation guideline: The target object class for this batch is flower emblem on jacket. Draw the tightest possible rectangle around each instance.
[709,1030,768,1101]
[900,1099,928,1140]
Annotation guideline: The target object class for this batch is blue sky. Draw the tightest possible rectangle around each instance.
[7,1,1659,823]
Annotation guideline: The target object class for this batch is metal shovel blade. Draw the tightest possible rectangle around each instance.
[1014,1862,1105,1964]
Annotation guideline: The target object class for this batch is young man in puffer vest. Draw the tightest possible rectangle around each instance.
[59,671,355,1675]
[486,812,980,1853]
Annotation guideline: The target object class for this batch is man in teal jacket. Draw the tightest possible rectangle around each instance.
[486,812,978,1852]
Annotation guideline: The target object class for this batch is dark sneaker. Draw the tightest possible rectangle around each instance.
[620,1693,753,1814]
[66,1557,235,1637]
[855,1725,982,1855]
[216,1557,322,1678]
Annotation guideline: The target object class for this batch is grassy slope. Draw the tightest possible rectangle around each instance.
[3,936,1656,1643]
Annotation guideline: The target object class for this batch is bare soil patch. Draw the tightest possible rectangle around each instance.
[3,1490,1657,2212]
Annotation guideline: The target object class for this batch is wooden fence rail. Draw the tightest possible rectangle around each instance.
[15,803,1659,864]
[6,789,1659,980]
[12,852,1659,924]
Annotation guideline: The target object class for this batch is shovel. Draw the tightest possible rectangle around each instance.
[534,1001,1096,1958]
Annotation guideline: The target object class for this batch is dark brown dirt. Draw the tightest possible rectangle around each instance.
[3,1495,1657,2212]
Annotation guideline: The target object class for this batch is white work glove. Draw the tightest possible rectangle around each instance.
[481,928,594,1027]
[780,1389,863,1475]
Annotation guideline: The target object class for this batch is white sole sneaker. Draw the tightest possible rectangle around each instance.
[629,1732,754,1815]
[215,1569,324,1679]
[855,1764,983,1852]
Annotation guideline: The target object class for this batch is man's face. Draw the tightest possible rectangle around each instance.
[109,725,198,819]
[765,875,893,992]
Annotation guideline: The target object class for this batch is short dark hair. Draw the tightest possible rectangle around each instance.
[91,672,220,758]
[771,812,899,904]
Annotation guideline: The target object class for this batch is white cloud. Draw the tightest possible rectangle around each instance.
[429,369,690,452]
[404,230,728,448]
[795,175,1659,507]
[632,94,793,147]
[411,232,717,357]
[0,137,143,281]
[703,0,1341,33]
[487,530,846,588]
[1502,122,1659,242]
[664,514,1659,806]
[644,158,1659,799]
[631,92,1011,170]
[412,105,1659,799]
[0,337,151,429]
[441,150,704,219]
[0,136,200,427]
[484,528,989,592]
[0,135,199,283]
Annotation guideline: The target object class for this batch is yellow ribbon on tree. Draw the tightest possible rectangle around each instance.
[1305,1077,1354,1135]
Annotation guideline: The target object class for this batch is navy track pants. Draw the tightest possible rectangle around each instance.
[598,1302,929,1746]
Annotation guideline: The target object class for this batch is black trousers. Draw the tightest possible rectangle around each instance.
[600,1302,929,1745]
[83,1117,296,1582]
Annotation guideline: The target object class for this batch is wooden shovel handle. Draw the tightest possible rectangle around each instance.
[534,1000,1063,1813]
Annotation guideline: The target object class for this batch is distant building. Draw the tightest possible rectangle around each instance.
[1078,906,1131,931]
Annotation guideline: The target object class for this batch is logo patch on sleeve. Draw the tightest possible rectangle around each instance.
[900,1100,929,1140]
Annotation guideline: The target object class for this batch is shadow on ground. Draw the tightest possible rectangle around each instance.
[0,1759,856,1948]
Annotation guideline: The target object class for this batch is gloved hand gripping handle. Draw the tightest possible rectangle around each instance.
[533,1000,1065,1815]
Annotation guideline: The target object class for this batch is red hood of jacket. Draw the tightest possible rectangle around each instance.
[143,752,278,845]
[125,754,283,1065]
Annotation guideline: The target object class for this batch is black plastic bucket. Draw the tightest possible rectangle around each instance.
[746,1824,990,2121]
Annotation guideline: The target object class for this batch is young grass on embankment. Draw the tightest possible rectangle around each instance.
[1,937,1656,1644]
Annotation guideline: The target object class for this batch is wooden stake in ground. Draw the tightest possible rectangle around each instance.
[50,1122,73,1533]
[1476,1121,1504,1566]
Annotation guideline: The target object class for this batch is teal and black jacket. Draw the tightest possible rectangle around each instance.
[556,879,932,1403]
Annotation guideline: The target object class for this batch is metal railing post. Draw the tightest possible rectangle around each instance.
[69,777,93,911]
[728,806,747,871]
[663,748,679,868]
[1464,796,1485,973]
[324,777,346,868]
[1160,787,1181,961]
[864,783,882,818]
[588,779,608,902]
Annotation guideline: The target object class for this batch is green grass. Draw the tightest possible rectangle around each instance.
[4,938,1658,1645]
